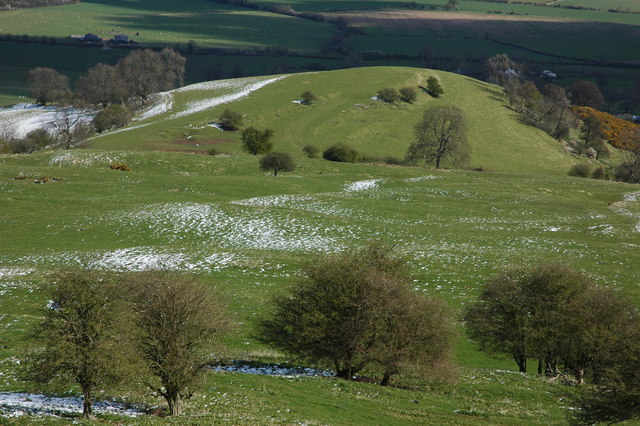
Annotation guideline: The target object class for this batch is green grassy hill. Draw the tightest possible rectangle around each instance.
[0,68,638,423]
[89,67,576,175]
[0,146,639,423]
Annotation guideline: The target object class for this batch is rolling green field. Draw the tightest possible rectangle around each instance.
[1,0,639,109]
[1,66,640,422]
[0,0,334,52]
[0,149,638,422]
[88,67,576,175]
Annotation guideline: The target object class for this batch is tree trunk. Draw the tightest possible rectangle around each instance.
[380,372,392,386]
[537,358,543,375]
[515,355,527,373]
[166,393,183,416]
[81,385,94,419]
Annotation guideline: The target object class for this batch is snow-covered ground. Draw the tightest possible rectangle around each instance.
[171,76,286,119]
[93,75,287,138]
[0,393,144,418]
[213,362,333,378]
[117,203,340,252]
[343,179,382,192]
[11,247,242,273]
[0,104,93,139]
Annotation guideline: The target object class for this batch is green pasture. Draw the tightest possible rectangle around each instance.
[0,1,334,52]
[339,13,640,63]
[0,144,638,421]
[240,0,640,24]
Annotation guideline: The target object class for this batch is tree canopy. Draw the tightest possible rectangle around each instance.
[406,105,469,169]
[257,242,455,385]
[259,152,296,176]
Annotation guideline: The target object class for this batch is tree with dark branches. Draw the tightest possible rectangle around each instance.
[406,105,469,169]
[127,271,228,416]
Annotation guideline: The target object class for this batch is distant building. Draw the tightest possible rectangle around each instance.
[81,33,100,42]
[112,34,129,43]
[541,70,557,79]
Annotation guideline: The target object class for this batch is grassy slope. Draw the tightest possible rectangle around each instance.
[89,67,576,175]
[1,148,639,423]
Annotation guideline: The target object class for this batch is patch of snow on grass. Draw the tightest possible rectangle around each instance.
[10,248,241,273]
[0,392,144,418]
[0,268,32,278]
[624,192,640,202]
[404,175,438,182]
[172,76,286,119]
[545,227,561,232]
[136,92,173,121]
[119,202,341,251]
[213,362,333,378]
[0,104,94,138]
[232,194,315,208]
[48,151,123,167]
[343,179,382,192]
[612,191,640,232]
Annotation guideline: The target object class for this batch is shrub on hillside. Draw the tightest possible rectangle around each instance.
[574,107,639,150]
[218,109,243,131]
[322,143,360,163]
[93,104,132,133]
[300,90,318,106]
[568,163,592,178]
[399,87,417,103]
[302,144,320,158]
[259,152,296,176]
[591,166,612,180]
[257,242,455,385]
[241,127,274,155]
[426,76,444,98]
[376,88,400,104]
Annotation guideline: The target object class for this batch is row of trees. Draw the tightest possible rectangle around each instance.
[30,270,227,418]
[463,263,640,423]
[30,243,454,418]
[29,248,640,422]
[0,49,188,153]
[27,48,186,107]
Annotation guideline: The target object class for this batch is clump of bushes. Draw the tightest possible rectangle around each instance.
[592,166,612,180]
[568,163,613,180]
[399,87,417,103]
[426,76,444,98]
[302,144,320,158]
[376,87,400,104]
[300,91,317,106]
[218,109,243,131]
[110,163,131,171]
[93,104,132,133]
[568,163,592,178]
[323,143,360,163]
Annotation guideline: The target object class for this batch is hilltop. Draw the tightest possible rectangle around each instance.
[89,67,576,175]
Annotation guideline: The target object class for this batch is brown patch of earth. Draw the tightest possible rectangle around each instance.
[173,138,233,145]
